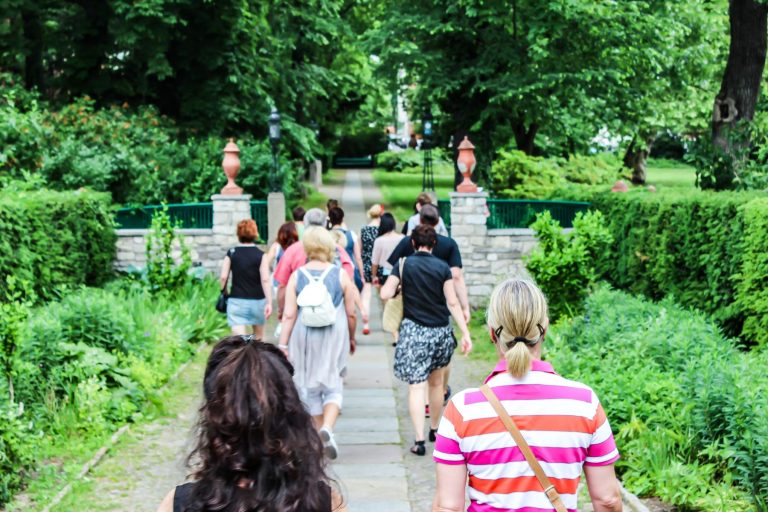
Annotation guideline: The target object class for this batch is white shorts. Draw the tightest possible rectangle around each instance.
[299,384,343,416]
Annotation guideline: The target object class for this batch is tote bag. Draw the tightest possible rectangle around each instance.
[382,258,406,334]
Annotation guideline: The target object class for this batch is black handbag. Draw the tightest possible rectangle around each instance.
[215,288,228,314]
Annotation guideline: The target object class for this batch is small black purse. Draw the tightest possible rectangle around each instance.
[215,288,228,314]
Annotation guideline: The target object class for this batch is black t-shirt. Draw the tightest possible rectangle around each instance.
[226,246,265,299]
[387,234,462,269]
[391,251,453,327]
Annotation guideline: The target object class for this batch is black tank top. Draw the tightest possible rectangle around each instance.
[226,246,265,299]
[173,481,333,512]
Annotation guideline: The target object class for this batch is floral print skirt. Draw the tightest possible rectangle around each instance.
[393,318,456,384]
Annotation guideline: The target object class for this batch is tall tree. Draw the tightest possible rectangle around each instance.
[712,0,768,150]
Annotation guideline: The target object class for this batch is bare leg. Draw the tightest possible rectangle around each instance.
[361,282,372,330]
[428,368,446,430]
[322,403,341,431]
[231,324,247,335]
[252,324,265,340]
[312,415,324,429]
[409,382,427,441]
[443,363,452,394]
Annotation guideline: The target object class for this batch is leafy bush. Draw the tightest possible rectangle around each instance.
[0,277,227,506]
[0,93,302,204]
[376,149,424,172]
[0,402,36,505]
[336,127,387,157]
[489,150,620,198]
[585,190,768,344]
[548,288,765,509]
[526,210,613,321]
[0,188,116,302]
[145,206,192,294]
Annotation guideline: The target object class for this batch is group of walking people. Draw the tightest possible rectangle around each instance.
[157,192,623,512]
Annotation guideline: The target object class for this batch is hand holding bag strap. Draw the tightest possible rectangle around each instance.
[479,384,567,512]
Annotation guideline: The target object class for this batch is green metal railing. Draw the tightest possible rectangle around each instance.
[486,199,590,229]
[333,156,375,168]
[250,200,268,243]
[437,199,451,235]
[115,202,213,229]
[436,198,590,233]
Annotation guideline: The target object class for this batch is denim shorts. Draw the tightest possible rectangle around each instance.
[227,297,267,327]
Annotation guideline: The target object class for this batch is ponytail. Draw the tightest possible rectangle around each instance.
[487,279,548,379]
[505,341,532,378]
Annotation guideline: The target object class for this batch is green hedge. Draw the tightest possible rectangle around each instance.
[0,189,116,301]
[549,288,766,509]
[585,190,768,345]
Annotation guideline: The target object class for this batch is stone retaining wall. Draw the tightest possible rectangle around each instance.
[450,192,538,307]
[115,194,269,274]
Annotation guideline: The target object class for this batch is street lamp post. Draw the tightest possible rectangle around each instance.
[422,109,435,193]
[268,108,281,192]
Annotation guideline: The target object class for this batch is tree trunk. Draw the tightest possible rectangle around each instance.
[512,121,538,155]
[623,134,656,185]
[712,0,768,152]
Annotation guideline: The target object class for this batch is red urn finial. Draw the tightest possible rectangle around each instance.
[221,138,244,195]
[456,136,478,193]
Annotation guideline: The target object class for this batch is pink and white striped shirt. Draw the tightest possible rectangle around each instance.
[433,359,619,512]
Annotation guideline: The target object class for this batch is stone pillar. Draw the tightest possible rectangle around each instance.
[309,159,323,188]
[450,191,491,307]
[268,191,286,243]
[211,194,253,250]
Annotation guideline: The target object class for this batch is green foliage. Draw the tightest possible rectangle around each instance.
[0,277,32,402]
[0,401,37,506]
[586,190,768,344]
[336,128,388,157]
[0,92,301,203]
[377,149,425,172]
[370,0,725,157]
[0,277,227,506]
[145,206,192,294]
[548,288,765,509]
[525,210,612,321]
[0,188,115,302]
[737,199,768,347]
[490,150,621,199]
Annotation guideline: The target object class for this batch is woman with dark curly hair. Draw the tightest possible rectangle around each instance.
[156,336,346,512]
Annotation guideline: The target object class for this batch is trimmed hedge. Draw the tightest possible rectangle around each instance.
[583,190,768,345]
[0,189,115,301]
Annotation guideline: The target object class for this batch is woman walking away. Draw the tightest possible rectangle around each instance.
[329,207,364,292]
[278,227,358,460]
[433,278,622,512]
[156,336,347,512]
[262,221,299,286]
[220,220,271,338]
[360,204,383,335]
[380,225,471,456]
[371,212,404,287]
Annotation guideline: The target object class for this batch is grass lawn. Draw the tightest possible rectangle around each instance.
[373,164,455,224]
[645,158,696,188]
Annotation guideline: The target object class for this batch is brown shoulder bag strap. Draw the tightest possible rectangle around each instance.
[480,384,567,512]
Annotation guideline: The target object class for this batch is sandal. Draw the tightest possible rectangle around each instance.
[410,440,426,456]
[429,428,438,442]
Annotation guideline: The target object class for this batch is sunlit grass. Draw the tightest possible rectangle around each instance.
[373,164,454,223]
[646,158,696,188]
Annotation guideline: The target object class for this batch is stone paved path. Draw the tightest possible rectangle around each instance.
[37,168,647,512]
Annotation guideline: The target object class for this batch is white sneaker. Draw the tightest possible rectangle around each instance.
[319,427,338,460]
[273,323,282,339]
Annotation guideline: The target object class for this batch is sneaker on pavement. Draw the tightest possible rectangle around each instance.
[443,385,452,406]
[425,404,430,417]
[319,427,338,460]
